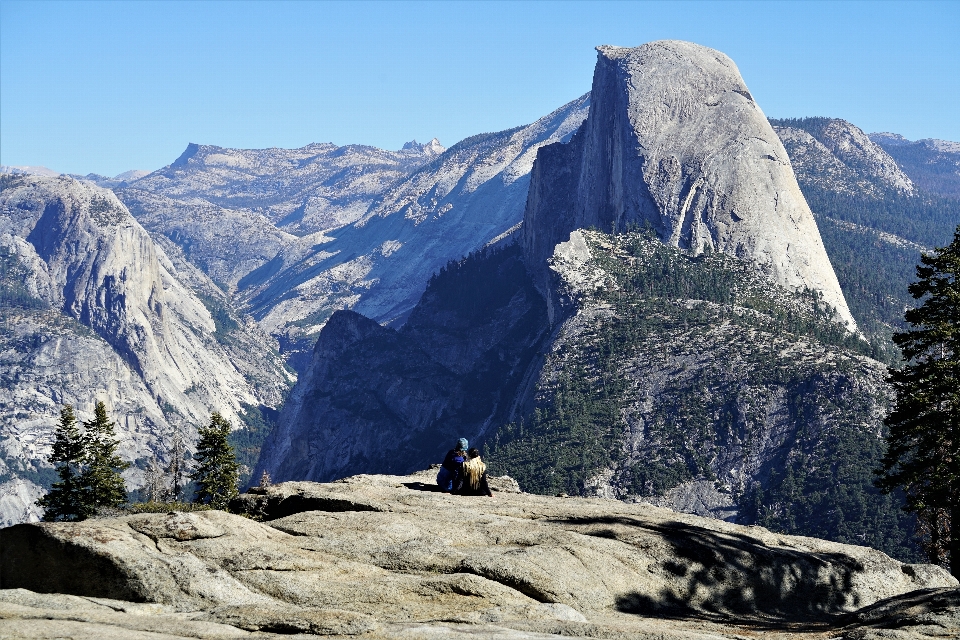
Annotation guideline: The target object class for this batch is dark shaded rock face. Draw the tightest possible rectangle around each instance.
[255,243,549,482]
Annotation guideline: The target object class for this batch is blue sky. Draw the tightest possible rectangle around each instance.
[2,1,958,176]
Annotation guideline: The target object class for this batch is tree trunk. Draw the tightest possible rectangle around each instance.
[952,503,959,578]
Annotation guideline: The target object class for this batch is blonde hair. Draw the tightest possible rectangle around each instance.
[462,456,486,491]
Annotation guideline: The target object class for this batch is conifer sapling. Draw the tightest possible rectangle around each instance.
[81,401,130,512]
[36,405,90,521]
[191,412,240,510]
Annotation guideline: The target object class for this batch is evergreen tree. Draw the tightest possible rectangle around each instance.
[876,226,960,576]
[191,412,240,510]
[81,401,130,512]
[36,405,91,521]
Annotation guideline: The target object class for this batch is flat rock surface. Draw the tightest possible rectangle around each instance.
[2,470,957,638]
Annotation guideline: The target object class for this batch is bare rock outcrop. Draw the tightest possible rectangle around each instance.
[772,117,915,198]
[1,471,956,639]
[523,41,856,331]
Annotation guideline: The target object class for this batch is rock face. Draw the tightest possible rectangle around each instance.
[523,41,856,330]
[0,175,291,525]
[1,471,956,639]
[771,117,915,198]
[254,242,549,483]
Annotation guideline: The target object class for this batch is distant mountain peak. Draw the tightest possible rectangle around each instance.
[869,132,912,146]
[401,138,445,155]
[113,169,149,182]
[870,132,960,154]
[0,165,60,177]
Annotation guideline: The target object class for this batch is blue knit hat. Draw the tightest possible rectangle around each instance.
[456,438,469,451]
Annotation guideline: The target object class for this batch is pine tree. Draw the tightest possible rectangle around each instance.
[81,401,130,512]
[36,405,92,521]
[191,412,240,510]
[876,226,960,576]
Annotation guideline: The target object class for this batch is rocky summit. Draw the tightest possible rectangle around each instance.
[523,41,856,330]
[1,470,957,639]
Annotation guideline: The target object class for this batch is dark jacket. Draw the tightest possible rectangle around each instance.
[452,469,493,497]
[440,449,465,488]
[441,449,466,472]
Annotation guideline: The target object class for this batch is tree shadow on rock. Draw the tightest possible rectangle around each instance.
[552,516,865,625]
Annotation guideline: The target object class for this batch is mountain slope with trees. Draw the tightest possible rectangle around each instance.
[772,117,960,359]
[488,229,919,561]
[0,175,291,525]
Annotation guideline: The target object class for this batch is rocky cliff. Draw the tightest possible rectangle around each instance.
[0,471,956,639]
[254,242,548,483]
[0,175,291,525]
[523,41,856,331]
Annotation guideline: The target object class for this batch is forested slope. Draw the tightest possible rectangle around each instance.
[772,117,960,360]
[487,230,920,561]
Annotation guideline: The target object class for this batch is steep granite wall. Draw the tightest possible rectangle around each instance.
[523,41,856,330]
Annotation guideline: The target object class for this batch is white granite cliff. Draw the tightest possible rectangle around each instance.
[523,41,857,331]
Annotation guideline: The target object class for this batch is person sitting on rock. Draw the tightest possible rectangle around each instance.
[452,448,493,497]
[436,438,468,492]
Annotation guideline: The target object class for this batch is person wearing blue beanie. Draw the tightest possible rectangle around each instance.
[437,438,469,492]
